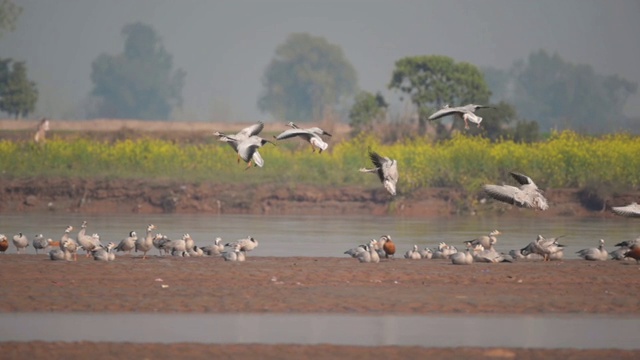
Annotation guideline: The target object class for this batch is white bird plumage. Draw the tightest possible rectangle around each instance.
[359,148,399,196]
[483,172,549,211]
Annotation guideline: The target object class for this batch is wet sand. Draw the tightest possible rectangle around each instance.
[1,254,639,359]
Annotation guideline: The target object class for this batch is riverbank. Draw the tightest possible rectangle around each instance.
[1,177,638,217]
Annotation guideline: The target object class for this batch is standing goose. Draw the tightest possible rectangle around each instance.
[359,148,399,196]
[134,224,157,260]
[0,235,8,253]
[77,221,98,257]
[12,232,29,254]
[576,239,609,261]
[483,172,549,211]
[428,103,493,129]
[611,202,640,217]
[274,121,332,153]
[115,231,138,254]
[32,234,53,255]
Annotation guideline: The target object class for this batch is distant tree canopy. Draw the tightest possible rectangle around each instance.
[388,55,491,136]
[484,50,638,133]
[89,22,186,120]
[0,0,22,38]
[348,91,388,136]
[0,58,38,119]
[258,33,358,122]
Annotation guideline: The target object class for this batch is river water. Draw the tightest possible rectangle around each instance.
[1,313,638,349]
[1,213,639,257]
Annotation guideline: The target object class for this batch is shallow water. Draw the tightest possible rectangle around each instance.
[1,313,638,349]
[1,213,639,258]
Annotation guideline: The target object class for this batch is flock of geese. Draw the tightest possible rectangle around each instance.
[3,106,639,264]
[343,231,640,265]
[0,221,259,262]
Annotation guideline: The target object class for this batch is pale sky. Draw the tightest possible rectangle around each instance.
[2,0,639,122]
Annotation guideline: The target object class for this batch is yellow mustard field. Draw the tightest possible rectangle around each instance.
[0,131,638,194]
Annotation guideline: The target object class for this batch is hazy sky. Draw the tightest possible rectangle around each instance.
[2,0,639,122]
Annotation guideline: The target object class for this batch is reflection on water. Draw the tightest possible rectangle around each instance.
[1,313,638,349]
[1,213,639,258]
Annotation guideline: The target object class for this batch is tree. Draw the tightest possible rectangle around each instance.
[0,0,21,38]
[0,59,38,119]
[348,91,387,136]
[258,33,358,122]
[388,55,491,136]
[489,50,638,133]
[89,22,185,120]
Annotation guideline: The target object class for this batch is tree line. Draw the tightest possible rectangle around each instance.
[1,0,637,139]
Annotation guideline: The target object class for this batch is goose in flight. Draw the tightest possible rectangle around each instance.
[359,148,398,196]
[218,134,275,169]
[576,239,609,261]
[428,103,493,129]
[214,122,267,166]
[274,122,332,153]
[611,202,640,217]
[483,172,549,211]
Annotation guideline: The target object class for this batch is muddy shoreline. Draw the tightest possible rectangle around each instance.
[1,177,638,218]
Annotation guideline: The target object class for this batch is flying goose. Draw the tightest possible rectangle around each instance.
[274,122,332,153]
[359,148,399,196]
[483,172,549,211]
[611,202,640,217]
[428,103,493,129]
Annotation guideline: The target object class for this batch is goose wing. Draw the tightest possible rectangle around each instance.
[483,184,520,205]
[428,106,463,120]
[236,121,264,138]
[275,128,312,141]
[509,172,535,186]
[612,203,640,217]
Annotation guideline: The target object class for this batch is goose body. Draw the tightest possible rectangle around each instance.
[115,231,138,254]
[134,224,157,259]
[576,239,608,261]
[12,233,29,254]
[483,172,548,211]
[428,103,492,129]
[359,148,398,196]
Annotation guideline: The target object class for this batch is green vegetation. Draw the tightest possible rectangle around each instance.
[89,22,186,120]
[1,131,637,195]
[258,32,358,122]
[0,59,38,119]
